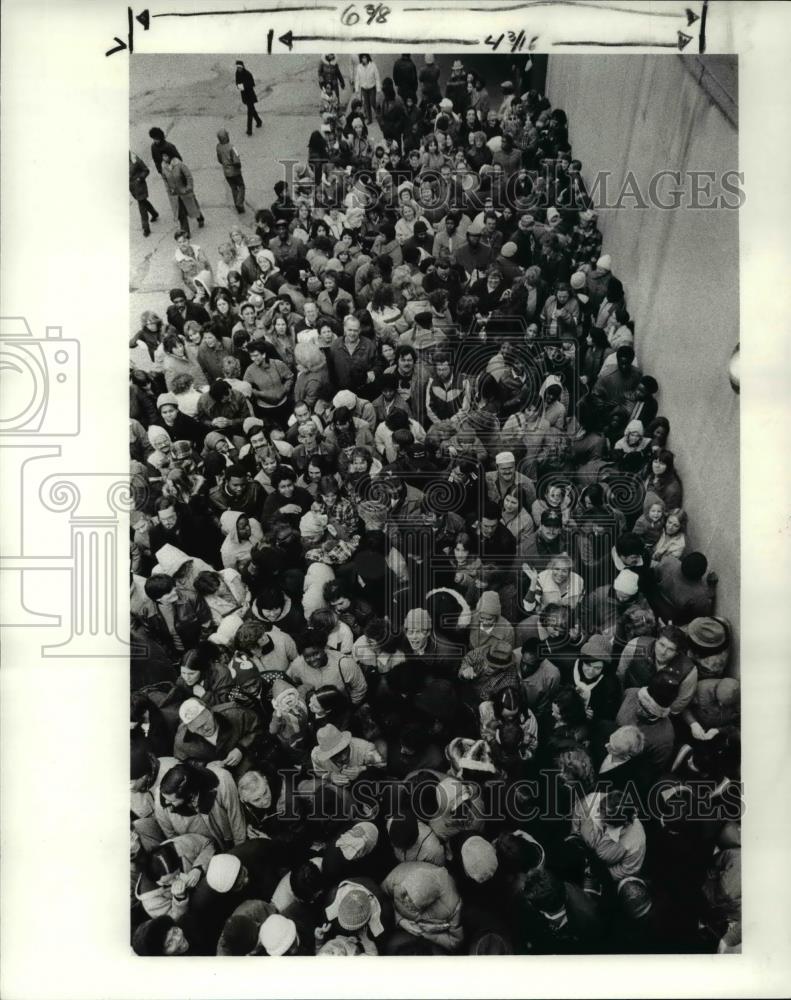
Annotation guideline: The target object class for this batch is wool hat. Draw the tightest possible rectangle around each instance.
[485,641,513,669]
[541,510,562,527]
[206,853,242,894]
[306,274,323,294]
[170,439,193,462]
[314,724,352,761]
[518,213,535,229]
[469,930,512,955]
[476,590,501,617]
[404,607,431,631]
[336,822,379,860]
[132,916,175,956]
[596,253,612,271]
[357,500,388,531]
[332,389,357,411]
[461,836,499,883]
[258,914,297,956]
[613,569,640,597]
[337,888,373,930]
[401,866,443,910]
[580,634,612,663]
[683,617,728,654]
[495,451,516,467]
[570,271,587,291]
[156,392,179,410]
[618,877,653,919]
[439,97,454,111]
[500,241,517,258]
[245,234,263,248]
[713,677,740,708]
[546,206,560,224]
[242,417,265,436]
[178,697,208,725]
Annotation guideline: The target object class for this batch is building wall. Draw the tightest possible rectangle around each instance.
[547,55,740,670]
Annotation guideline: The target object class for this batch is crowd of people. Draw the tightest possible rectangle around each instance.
[128,53,741,958]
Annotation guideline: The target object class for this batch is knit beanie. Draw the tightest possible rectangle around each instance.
[258,914,297,956]
[132,916,174,956]
[401,866,442,910]
[404,607,431,631]
[461,836,499,883]
[476,590,501,617]
[580,634,612,664]
[337,888,373,931]
[613,569,640,597]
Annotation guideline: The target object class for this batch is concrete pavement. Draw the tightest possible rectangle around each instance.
[129,54,386,327]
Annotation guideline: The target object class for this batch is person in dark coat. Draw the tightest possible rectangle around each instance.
[392,54,418,100]
[148,126,180,176]
[235,60,262,134]
[165,288,210,334]
[173,698,264,776]
[130,151,159,237]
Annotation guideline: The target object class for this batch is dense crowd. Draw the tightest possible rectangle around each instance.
[128,53,741,958]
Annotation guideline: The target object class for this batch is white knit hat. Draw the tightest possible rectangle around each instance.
[178,697,207,725]
[258,914,297,956]
[206,853,242,894]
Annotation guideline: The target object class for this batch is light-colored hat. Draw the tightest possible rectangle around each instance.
[613,569,640,597]
[500,241,517,258]
[439,97,454,111]
[333,390,358,410]
[255,248,276,269]
[206,853,242,894]
[452,59,464,70]
[461,836,499,883]
[156,392,179,410]
[546,206,560,224]
[258,914,297,956]
[467,217,484,236]
[495,451,515,466]
[597,253,612,271]
[178,697,207,725]
[476,590,501,617]
[404,608,431,630]
[313,724,352,761]
[242,417,265,435]
[570,271,587,290]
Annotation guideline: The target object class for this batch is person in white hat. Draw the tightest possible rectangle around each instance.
[206,853,248,895]
[258,913,303,955]
[174,697,261,774]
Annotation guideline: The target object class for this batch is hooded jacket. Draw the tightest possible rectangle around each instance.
[216,129,242,177]
[220,510,264,570]
[381,862,464,952]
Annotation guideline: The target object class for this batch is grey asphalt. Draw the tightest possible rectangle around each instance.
[129,54,386,329]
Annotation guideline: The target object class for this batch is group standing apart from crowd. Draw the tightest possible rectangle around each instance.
[129,54,740,958]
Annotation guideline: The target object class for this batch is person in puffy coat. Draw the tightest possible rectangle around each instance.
[381,861,464,952]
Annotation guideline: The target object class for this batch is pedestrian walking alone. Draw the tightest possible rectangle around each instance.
[161,152,205,238]
[130,151,159,237]
[235,60,262,135]
[354,54,381,126]
[216,129,246,214]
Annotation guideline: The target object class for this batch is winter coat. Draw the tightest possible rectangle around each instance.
[173,702,263,770]
[381,862,464,952]
[154,762,247,848]
[216,129,242,177]
[161,159,202,220]
[129,154,150,200]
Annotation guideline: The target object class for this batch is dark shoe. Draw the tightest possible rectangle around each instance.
[198,217,205,228]
[256,120,262,128]
[246,130,253,136]
[237,206,246,213]
[143,229,151,238]
[150,212,159,222]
